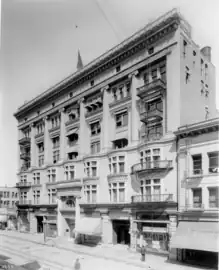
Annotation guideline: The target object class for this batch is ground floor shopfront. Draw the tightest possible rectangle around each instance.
[170,211,219,268]
[77,202,177,253]
[17,204,58,237]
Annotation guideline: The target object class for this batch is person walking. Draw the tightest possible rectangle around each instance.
[140,245,146,262]
[73,257,81,270]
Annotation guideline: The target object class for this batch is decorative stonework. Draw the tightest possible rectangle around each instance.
[107,173,128,183]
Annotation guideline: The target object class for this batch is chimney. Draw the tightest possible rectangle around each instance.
[201,46,211,62]
[77,50,83,71]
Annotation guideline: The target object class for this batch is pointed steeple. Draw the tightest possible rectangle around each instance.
[77,50,83,71]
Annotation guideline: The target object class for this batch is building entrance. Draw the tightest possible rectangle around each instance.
[112,220,130,245]
[36,216,44,233]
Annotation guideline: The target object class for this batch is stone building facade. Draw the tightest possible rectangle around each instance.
[14,9,217,254]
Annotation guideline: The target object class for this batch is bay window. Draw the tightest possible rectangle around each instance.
[84,185,97,203]
[109,156,125,174]
[109,182,125,203]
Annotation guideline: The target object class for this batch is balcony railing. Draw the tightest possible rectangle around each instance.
[16,182,31,188]
[209,167,219,173]
[17,200,31,205]
[49,125,60,133]
[35,132,44,139]
[19,137,31,145]
[20,152,30,160]
[141,132,163,142]
[132,160,172,173]
[68,141,78,147]
[140,108,163,123]
[137,79,166,99]
[209,200,219,208]
[60,203,75,211]
[132,194,173,203]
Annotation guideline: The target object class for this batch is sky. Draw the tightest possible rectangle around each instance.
[0,0,218,187]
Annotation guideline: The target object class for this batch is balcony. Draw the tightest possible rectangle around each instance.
[137,79,166,99]
[19,137,30,146]
[49,125,60,133]
[132,160,172,174]
[17,200,31,206]
[209,167,219,173]
[20,152,30,160]
[56,179,83,189]
[140,108,163,123]
[132,193,173,203]
[60,203,75,212]
[20,165,30,172]
[16,182,31,188]
[186,169,203,179]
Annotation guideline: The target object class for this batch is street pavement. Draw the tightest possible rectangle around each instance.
[0,230,215,270]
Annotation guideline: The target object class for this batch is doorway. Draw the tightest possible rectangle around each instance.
[36,216,44,233]
[112,220,130,245]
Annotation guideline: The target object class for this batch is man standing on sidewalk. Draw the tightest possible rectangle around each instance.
[140,245,146,262]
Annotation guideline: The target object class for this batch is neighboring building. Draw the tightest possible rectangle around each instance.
[13,8,217,254]
[170,118,219,267]
[0,186,18,229]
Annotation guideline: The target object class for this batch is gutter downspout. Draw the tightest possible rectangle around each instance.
[176,135,180,224]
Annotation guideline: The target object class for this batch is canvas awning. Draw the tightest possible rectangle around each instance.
[170,221,219,252]
[75,217,102,236]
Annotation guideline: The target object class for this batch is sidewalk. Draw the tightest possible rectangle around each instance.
[0,230,213,270]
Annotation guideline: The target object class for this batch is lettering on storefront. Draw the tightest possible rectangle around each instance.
[143,227,167,233]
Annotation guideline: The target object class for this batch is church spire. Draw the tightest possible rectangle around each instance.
[77,50,83,71]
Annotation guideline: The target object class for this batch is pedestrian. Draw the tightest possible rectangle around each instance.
[140,244,146,262]
[73,257,81,270]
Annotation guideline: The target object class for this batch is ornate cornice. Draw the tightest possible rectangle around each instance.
[14,9,185,118]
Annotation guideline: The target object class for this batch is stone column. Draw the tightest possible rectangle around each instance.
[129,215,137,250]
[101,214,112,245]
[59,108,66,163]
[57,197,65,237]
[128,71,140,146]
[101,86,110,152]
[74,196,80,238]
[44,116,51,165]
[30,123,36,168]
[29,212,37,233]
[78,98,89,157]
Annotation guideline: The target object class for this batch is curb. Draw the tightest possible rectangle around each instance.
[0,233,151,269]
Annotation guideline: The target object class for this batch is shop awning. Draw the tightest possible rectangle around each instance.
[75,217,102,236]
[170,221,219,252]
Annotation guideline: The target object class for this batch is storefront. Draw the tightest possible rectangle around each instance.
[171,220,219,268]
[17,210,30,232]
[112,220,130,245]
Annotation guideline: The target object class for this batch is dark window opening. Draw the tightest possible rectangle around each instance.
[68,133,78,146]
[208,152,219,173]
[193,50,196,56]
[192,154,202,174]
[113,138,128,149]
[69,92,73,98]
[52,102,55,107]
[68,152,78,160]
[116,111,128,128]
[90,80,94,86]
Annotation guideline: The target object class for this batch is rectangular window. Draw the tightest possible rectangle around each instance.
[33,190,40,204]
[208,152,219,173]
[33,172,40,185]
[151,68,157,80]
[52,137,60,149]
[48,169,56,183]
[84,161,97,177]
[185,66,190,83]
[64,165,75,181]
[90,122,101,136]
[192,154,202,175]
[51,115,61,128]
[38,155,44,167]
[201,59,204,76]
[109,156,125,174]
[53,150,60,164]
[209,188,219,208]
[205,64,208,80]
[90,141,100,154]
[109,182,125,203]
[38,142,44,153]
[84,185,97,203]
[115,111,128,128]
[48,189,56,204]
[140,179,161,202]
[36,123,44,135]
[192,189,202,208]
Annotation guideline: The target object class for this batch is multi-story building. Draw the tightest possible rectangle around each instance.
[0,186,18,208]
[170,117,219,266]
[0,186,18,229]
[14,8,217,253]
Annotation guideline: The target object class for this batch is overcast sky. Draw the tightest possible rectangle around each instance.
[0,0,218,187]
